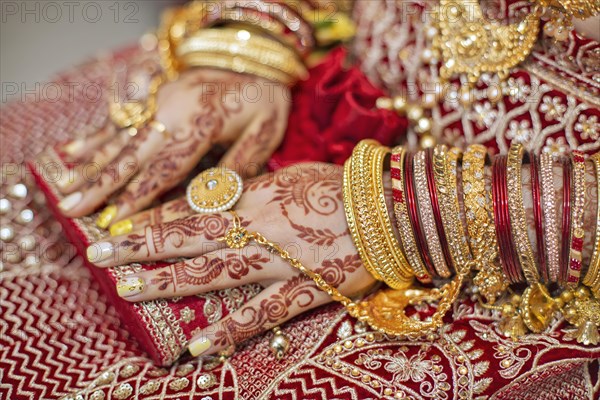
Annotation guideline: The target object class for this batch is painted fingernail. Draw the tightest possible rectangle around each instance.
[110,219,133,236]
[116,276,145,298]
[189,337,212,357]
[96,205,117,229]
[58,192,82,212]
[86,241,114,262]
[63,139,84,155]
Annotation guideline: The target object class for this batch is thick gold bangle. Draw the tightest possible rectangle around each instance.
[583,152,600,295]
[177,28,308,79]
[390,147,431,282]
[463,144,507,303]
[540,153,561,282]
[565,151,586,288]
[343,140,412,289]
[413,150,451,278]
[178,52,298,86]
[506,143,539,284]
[433,145,472,274]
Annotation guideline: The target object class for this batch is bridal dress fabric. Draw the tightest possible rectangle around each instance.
[2,3,600,400]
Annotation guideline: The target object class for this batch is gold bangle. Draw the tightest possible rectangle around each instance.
[433,145,472,274]
[463,144,507,304]
[179,52,298,86]
[390,147,431,282]
[343,140,412,289]
[583,152,600,295]
[506,143,539,284]
[540,153,561,282]
[565,151,586,288]
[413,150,451,278]
[177,28,308,80]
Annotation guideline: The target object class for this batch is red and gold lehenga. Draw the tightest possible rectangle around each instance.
[1,0,599,398]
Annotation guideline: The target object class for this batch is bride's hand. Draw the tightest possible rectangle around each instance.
[86,163,375,357]
[58,68,290,227]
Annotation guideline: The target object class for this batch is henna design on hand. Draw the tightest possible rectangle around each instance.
[149,214,230,254]
[315,254,363,287]
[214,275,316,347]
[281,205,348,246]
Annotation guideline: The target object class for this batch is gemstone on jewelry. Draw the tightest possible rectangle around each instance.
[206,179,218,190]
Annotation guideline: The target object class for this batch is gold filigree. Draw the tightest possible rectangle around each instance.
[435,0,540,83]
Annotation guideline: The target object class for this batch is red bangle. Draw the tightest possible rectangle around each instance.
[560,156,573,284]
[404,151,436,277]
[530,154,548,282]
[493,155,523,283]
[425,148,455,273]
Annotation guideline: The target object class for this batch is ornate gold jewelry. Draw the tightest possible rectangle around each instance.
[219,210,466,338]
[108,73,165,130]
[390,147,431,283]
[343,140,413,288]
[463,145,506,304]
[540,153,561,282]
[583,152,600,296]
[565,151,586,288]
[269,326,290,360]
[559,287,600,345]
[506,143,539,284]
[433,145,472,274]
[413,150,451,278]
[186,168,243,214]
[434,0,541,83]
[177,27,308,85]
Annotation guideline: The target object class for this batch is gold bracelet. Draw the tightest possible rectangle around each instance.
[343,140,412,289]
[565,151,586,288]
[506,143,539,284]
[413,150,451,278]
[390,147,431,282]
[540,153,561,282]
[370,145,415,284]
[433,145,472,274]
[179,52,298,86]
[463,144,507,304]
[177,27,308,80]
[583,152,600,296]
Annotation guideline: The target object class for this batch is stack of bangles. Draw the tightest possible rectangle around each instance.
[109,0,354,135]
[219,139,600,344]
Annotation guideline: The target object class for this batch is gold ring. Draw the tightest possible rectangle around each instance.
[186,167,243,214]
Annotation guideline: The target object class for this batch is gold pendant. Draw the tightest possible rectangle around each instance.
[350,273,465,337]
[519,283,557,333]
[435,0,540,83]
[562,287,600,345]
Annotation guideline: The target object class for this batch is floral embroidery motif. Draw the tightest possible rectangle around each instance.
[180,307,195,324]
[574,114,599,141]
[540,95,567,121]
[506,120,533,143]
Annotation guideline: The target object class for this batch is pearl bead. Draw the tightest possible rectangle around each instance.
[420,134,436,149]
[415,117,432,133]
[10,184,28,199]
[393,96,407,112]
[1,226,15,242]
[407,105,424,121]
[17,209,34,224]
[0,198,11,214]
[487,85,502,103]
[375,97,393,110]
[459,87,473,106]
[421,48,434,63]
[426,26,438,40]
[19,234,36,251]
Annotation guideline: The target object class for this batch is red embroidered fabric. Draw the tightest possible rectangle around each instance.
[1,35,600,400]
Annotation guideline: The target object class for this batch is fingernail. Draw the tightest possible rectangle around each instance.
[116,276,145,298]
[96,205,117,229]
[58,192,82,212]
[86,241,114,262]
[189,337,212,357]
[110,219,133,236]
[63,139,84,155]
